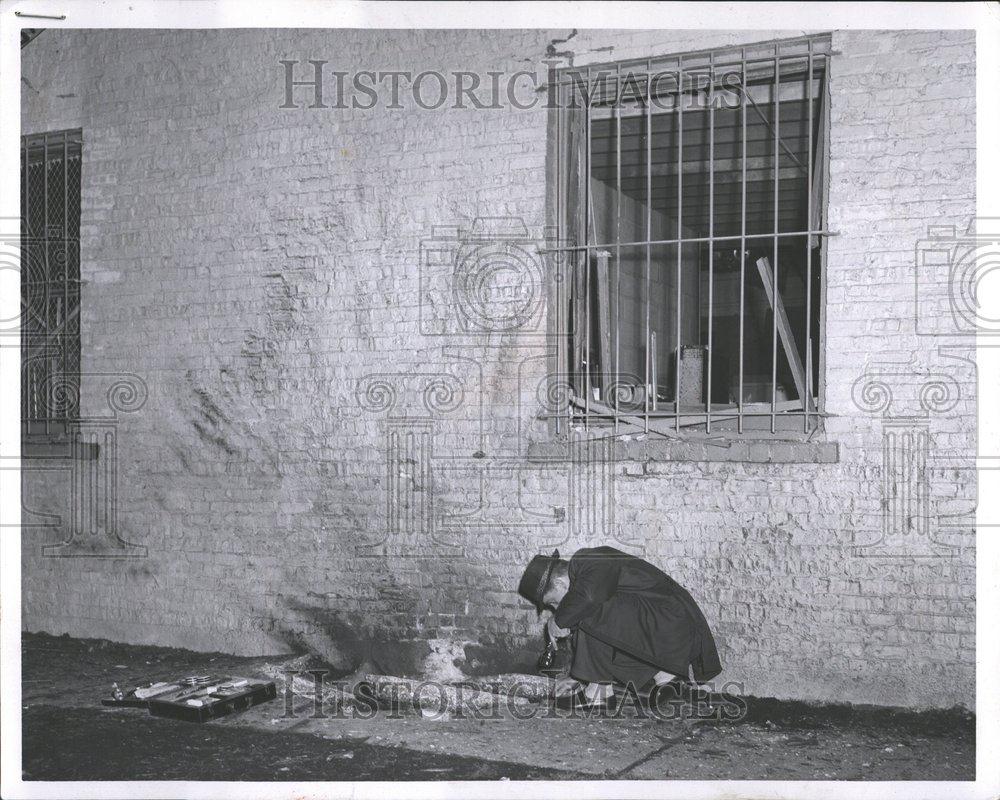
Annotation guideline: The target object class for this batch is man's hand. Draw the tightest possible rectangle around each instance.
[552,677,580,697]
[546,616,570,643]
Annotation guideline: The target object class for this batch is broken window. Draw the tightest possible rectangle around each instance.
[21,129,82,437]
[551,35,830,435]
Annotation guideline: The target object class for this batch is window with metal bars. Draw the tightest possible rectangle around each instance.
[551,35,831,437]
[21,129,82,438]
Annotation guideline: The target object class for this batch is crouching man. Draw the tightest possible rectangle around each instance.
[518,545,722,709]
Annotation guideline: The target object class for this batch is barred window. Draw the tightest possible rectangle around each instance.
[551,35,831,436]
[21,129,82,436]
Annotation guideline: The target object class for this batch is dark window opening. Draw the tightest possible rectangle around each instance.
[552,35,831,436]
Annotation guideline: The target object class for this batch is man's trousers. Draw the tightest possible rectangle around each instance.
[570,628,661,687]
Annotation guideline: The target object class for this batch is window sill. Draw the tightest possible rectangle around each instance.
[526,435,838,464]
[22,440,100,460]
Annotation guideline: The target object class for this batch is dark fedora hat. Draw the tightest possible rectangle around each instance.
[517,549,560,609]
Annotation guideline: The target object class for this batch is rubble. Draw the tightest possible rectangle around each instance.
[255,656,547,717]
[362,674,533,715]
[256,658,355,711]
[455,673,555,703]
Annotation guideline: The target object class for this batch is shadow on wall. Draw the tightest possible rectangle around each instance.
[150,298,544,678]
[250,557,542,680]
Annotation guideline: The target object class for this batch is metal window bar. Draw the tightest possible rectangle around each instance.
[546,229,838,253]
[584,65,593,429]
[21,129,82,434]
[739,48,747,435]
[644,57,652,435]
[555,66,562,435]
[771,53,780,434]
[804,40,814,432]
[614,61,622,432]
[559,35,830,435]
[706,50,715,433]
[675,63,683,433]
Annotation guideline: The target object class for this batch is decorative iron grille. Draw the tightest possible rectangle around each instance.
[21,129,82,435]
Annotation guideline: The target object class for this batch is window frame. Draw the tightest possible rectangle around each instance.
[546,34,833,442]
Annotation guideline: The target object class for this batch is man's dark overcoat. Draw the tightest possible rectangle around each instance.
[552,545,722,682]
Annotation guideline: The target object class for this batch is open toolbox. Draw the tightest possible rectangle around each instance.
[102,674,277,723]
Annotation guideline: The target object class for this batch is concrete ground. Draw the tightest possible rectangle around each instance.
[20,633,974,782]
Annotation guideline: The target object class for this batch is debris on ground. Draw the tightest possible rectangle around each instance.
[256,658,356,712]
[256,654,548,716]
[20,634,977,781]
[456,673,554,703]
[361,674,532,715]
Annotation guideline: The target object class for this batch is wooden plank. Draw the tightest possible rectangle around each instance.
[809,73,829,245]
[567,108,589,400]
[570,395,802,435]
[755,256,813,410]
[571,250,588,397]
[594,251,612,401]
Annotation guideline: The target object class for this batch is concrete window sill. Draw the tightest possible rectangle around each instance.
[526,436,839,464]
[22,440,100,460]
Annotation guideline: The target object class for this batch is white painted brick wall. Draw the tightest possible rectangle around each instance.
[20,27,976,709]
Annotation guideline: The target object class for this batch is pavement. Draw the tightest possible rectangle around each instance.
[20,632,975,782]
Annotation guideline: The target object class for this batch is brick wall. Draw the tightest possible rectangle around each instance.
[20,28,976,709]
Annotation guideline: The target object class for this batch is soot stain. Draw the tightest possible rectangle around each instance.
[191,419,238,456]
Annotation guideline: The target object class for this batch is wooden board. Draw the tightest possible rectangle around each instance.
[570,395,802,434]
[755,256,813,411]
[594,251,613,400]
